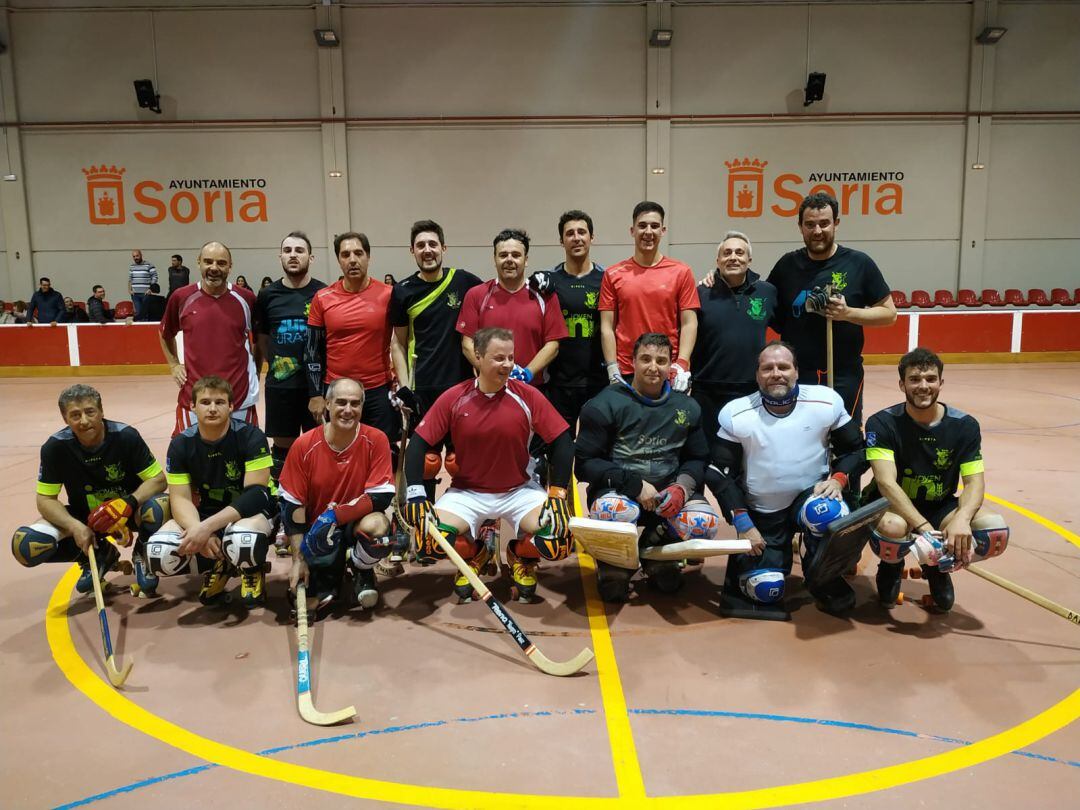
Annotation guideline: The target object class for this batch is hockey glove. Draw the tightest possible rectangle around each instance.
[509,365,533,383]
[87,495,138,535]
[527,271,553,296]
[540,486,571,539]
[670,358,692,392]
[655,484,687,519]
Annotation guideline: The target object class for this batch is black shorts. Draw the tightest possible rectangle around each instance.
[800,369,865,428]
[922,496,961,530]
[361,384,401,446]
[546,382,608,438]
[264,386,316,439]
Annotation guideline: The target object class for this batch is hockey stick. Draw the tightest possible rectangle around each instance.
[295,583,357,725]
[425,522,593,676]
[826,317,835,389]
[967,564,1080,627]
[86,543,133,688]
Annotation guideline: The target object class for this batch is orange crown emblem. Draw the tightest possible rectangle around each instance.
[82,165,126,181]
[724,158,767,174]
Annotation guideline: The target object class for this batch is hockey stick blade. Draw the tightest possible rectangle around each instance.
[295,583,356,725]
[426,523,593,676]
[86,544,133,688]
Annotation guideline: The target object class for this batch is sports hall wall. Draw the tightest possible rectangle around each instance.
[0,0,1077,303]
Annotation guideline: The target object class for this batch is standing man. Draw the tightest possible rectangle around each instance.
[280,378,396,614]
[456,229,568,388]
[709,342,865,615]
[528,210,607,435]
[691,231,778,457]
[305,231,397,446]
[767,191,896,426]
[403,327,573,603]
[128,249,158,321]
[87,285,114,323]
[599,201,699,392]
[255,231,327,488]
[159,241,260,436]
[866,348,1009,612]
[146,376,275,606]
[138,283,167,322]
[27,277,65,324]
[11,384,168,596]
[167,254,190,300]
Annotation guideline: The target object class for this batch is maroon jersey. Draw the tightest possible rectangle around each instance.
[417,379,568,492]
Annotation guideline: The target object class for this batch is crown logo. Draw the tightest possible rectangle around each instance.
[724,158,768,174]
[82,165,126,182]
[725,157,767,218]
[83,165,127,225]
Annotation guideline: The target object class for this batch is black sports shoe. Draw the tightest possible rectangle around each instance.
[922,565,955,611]
[876,561,904,608]
[76,542,120,595]
[351,566,379,609]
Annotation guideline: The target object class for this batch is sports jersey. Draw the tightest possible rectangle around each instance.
[865,403,983,513]
[575,383,708,497]
[390,267,482,389]
[766,246,890,377]
[36,420,161,521]
[456,281,568,383]
[692,269,778,388]
[165,419,272,520]
[307,278,393,389]
[416,379,568,492]
[278,423,394,518]
[255,278,326,390]
[160,282,260,411]
[546,263,607,390]
[598,256,700,374]
[718,385,850,513]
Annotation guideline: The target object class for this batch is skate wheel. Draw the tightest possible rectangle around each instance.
[896,591,905,605]
[900,567,908,579]
[909,567,923,580]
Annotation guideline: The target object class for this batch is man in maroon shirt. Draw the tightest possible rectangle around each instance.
[403,327,574,603]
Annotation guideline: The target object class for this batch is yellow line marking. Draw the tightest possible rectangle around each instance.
[985,493,1080,550]
[46,493,1080,808]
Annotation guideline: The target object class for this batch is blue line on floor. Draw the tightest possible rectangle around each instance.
[53,706,1079,809]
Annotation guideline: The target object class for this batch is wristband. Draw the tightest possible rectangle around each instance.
[829,472,849,489]
[732,509,755,534]
[547,486,568,500]
[673,358,690,373]
[406,485,428,501]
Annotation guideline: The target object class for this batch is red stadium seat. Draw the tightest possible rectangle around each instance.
[910,289,933,308]
[113,300,135,319]
[1027,288,1051,306]
[1050,288,1073,306]
[982,289,1004,306]
[73,301,87,311]
[933,289,958,308]
[957,289,980,306]
[1004,288,1027,306]
[890,290,910,309]
[3,302,12,313]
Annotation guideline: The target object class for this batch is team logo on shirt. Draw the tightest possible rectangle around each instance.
[866,431,877,447]
[224,460,241,481]
[104,463,125,482]
[584,291,599,310]
[830,271,848,293]
[934,448,952,470]
[445,292,462,310]
[674,409,689,427]
[746,297,766,321]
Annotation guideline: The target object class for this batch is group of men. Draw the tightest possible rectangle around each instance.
[10,192,1010,621]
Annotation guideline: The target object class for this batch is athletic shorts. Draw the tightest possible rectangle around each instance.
[264,386,316,439]
[922,496,961,531]
[359,384,401,446]
[174,403,257,437]
[436,482,546,539]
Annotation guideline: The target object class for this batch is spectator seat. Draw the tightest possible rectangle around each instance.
[1004,288,1027,306]
[890,290,910,309]
[982,289,1004,306]
[1027,288,1051,306]
[957,289,980,306]
[1050,288,1073,306]
[113,300,135,320]
[910,289,933,308]
[933,289,958,308]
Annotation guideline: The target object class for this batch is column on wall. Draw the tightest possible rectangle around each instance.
[644,1,672,218]
[316,3,350,256]
[0,9,35,300]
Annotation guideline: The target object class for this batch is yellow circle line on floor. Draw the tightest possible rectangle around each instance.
[47,496,1080,809]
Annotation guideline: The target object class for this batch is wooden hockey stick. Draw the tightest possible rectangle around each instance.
[295,583,356,725]
[968,564,1080,627]
[826,317,835,389]
[426,522,593,676]
[86,543,133,688]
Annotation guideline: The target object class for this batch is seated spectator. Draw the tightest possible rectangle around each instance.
[12,300,29,324]
[138,282,167,323]
[58,297,89,323]
[86,284,114,324]
[0,300,15,324]
[260,275,273,290]
[28,277,65,324]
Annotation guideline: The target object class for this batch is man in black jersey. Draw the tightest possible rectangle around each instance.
[148,376,276,607]
[528,209,607,436]
[575,333,716,602]
[866,348,1009,612]
[12,384,169,596]
[389,219,483,497]
[767,191,896,427]
[255,231,327,487]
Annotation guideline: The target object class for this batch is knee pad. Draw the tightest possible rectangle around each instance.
[349,529,391,569]
[453,533,484,560]
[136,494,170,536]
[869,528,914,563]
[798,495,850,536]
[972,515,1009,560]
[529,531,573,561]
[147,531,195,577]
[740,568,786,604]
[509,534,542,560]
[444,452,460,478]
[424,452,443,480]
[222,526,269,571]
[666,503,720,542]
[12,523,60,567]
[589,493,641,523]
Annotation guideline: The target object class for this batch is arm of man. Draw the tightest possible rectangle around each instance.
[599,310,617,369]
[675,418,710,494]
[868,458,931,532]
[527,339,559,378]
[709,438,764,553]
[460,335,478,370]
[304,325,327,421]
[178,468,272,558]
[167,482,203,532]
[676,308,698,365]
[255,333,269,378]
[827,292,897,327]
[158,332,186,388]
[574,402,644,498]
[944,471,984,562]
[35,494,95,553]
[391,325,411,386]
[827,419,866,488]
[132,469,167,505]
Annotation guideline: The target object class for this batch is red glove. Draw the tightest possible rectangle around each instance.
[87,495,137,535]
[655,485,687,519]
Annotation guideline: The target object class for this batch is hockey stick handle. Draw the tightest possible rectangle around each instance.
[826,317,834,389]
[87,545,115,657]
[295,583,312,695]
[968,564,1080,626]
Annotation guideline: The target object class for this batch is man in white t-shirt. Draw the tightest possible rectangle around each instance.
[709,341,864,616]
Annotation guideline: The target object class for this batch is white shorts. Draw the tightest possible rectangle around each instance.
[436,482,547,539]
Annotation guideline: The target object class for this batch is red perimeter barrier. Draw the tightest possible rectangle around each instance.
[0,325,71,366]
[77,324,164,365]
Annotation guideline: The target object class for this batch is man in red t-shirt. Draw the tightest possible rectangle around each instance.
[403,327,574,603]
[305,231,398,447]
[279,377,396,613]
[456,229,568,388]
[160,241,260,436]
[599,201,700,392]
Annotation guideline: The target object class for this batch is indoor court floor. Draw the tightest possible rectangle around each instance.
[1,363,1078,809]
